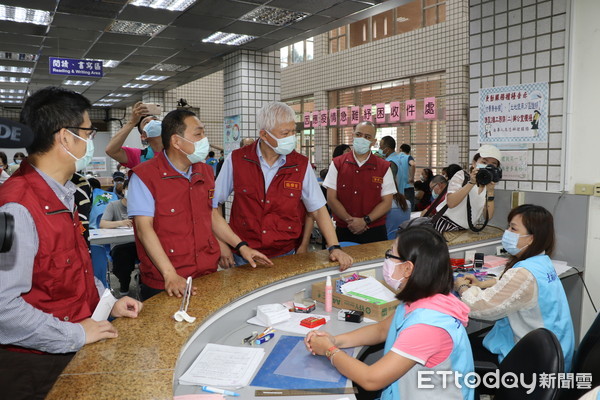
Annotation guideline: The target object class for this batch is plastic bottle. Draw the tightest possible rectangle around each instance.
[325,276,333,313]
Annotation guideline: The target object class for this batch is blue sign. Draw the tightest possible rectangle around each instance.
[49,57,103,77]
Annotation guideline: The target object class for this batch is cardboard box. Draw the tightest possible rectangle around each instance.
[311,279,399,322]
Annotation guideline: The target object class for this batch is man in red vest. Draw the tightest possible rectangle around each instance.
[128,109,271,300]
[324,121,396,244]
[213,102,353,271]
[0,87,143,399]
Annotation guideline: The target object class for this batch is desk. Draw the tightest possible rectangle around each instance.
[89,228,135,245]
[46,226,528,400]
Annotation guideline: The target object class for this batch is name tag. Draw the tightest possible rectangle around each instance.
[284,181,301,190]
[372,176,383,184]
[208,189,214,199]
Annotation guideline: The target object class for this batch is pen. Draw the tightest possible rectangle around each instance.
[201,385,240,397]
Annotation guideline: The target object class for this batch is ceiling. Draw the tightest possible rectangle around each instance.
[0,0,397,109]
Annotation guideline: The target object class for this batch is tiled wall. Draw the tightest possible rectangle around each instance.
[468,0,568,192]
[281,0,470,170]
[223,50,280,140]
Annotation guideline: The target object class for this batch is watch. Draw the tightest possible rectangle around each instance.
[487,196,495,201]
[234,241,248,251]
[327,244,342,252]
[363,215,372,225]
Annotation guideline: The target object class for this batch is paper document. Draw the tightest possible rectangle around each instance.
[247,313,330,335]
[91,288,117,321]
[340,277,396,303]
[552,260,573,276]
[179,344,264,387]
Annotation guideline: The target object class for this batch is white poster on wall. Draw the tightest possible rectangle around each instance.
[500,150,528,180]
[224,115,241,156]
[88,157,107,172]
[479,82,549,145]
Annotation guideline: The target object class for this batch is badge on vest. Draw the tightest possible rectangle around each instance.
[372,176,383,184]
[284,181,301,190]
[208,189,214,199]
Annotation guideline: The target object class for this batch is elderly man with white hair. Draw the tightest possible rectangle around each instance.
[213,102,353,271]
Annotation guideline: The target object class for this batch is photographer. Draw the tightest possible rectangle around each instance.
[433,145,502,232]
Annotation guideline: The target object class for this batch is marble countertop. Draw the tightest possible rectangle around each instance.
[46,226,502,400]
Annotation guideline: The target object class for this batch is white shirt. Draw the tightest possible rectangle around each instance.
[323,152,397,196]
[443,170,487,229]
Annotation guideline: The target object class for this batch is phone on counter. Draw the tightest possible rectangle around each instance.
[143,103,162,115]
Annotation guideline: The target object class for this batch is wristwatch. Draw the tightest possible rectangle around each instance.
[363,215,372,225]
[487,196,495,201]
[234,241,248,251]
[328,244,342,252]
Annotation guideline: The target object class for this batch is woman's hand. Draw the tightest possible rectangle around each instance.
[305,330,336,355]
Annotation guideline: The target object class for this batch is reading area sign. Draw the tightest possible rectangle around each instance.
[49,57,103,77]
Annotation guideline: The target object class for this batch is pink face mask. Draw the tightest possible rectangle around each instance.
[383,258,405,290]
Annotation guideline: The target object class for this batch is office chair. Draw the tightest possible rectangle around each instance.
[559,312,600,400]
[492,328,564,400]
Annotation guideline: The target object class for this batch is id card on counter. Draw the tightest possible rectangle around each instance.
[91,288,117,321]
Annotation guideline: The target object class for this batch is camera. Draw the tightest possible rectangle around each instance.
[0,212,14,253]
[476,164,502,186]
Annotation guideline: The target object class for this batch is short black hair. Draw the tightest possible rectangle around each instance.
[332,144,350,159]
[395,226,453,303]
[380,136,396,151]
[400,143,411,154]
[208,151,215,158]
[445,164,462,180]
[0,151,7,166]
[161,109,197,150]
[20,87,91,155]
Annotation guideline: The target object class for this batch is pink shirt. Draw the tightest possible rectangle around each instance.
[122,147,142,168]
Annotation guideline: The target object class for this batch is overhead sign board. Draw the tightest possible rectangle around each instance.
[49,57,103,77]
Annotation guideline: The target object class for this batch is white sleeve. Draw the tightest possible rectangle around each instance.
[461,268,538,321]
[322,161,338,190]
[381,167,397,196]
[448,170,467,194]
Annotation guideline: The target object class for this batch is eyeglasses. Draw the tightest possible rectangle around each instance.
[64,126,98,140]
[385,249,404,262]
[430,182,440,191]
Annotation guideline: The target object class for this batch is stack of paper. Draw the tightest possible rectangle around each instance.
[256,303,290,326]
[179,344,264,387]
[340,277,396,304]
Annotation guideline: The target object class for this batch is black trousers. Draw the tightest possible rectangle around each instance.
[335,224,388,245]
[110,242,137,292]
[0,348,74,400]
[404,187,415,211]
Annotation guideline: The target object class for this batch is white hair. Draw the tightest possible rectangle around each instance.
[256,102,296,132]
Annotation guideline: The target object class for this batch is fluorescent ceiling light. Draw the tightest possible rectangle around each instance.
[0,51,38,62]
[108,93,132,98]
[0,94,23,99]
[98,98,120,103]
[240,6,309,26]
[0,5,52,26]
[108,20,166,36]
[0,76,29,83]
[122,83,151,88]
[130,0,196,12]
[0,89,25,94]
[0,99,21,103]
[202,32,256,46]
[152,63,190,72]
[0,66,32,74]
[135,74,168,81]
[89,59,120,68]
[93,103,111,107]
[63,80,94,86]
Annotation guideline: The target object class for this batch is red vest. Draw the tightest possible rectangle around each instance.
[332,152,390,229]
[133,151,219,289]
[229,141,307,258]
[0,161,99,353]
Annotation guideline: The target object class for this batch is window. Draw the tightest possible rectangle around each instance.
[329,0,446,54]
[283,96,315,163]
[280,38,314,68]
[327,73,447,171]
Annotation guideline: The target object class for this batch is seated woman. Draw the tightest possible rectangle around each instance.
[385,186,410,240]
[454,204,575,371]
[305,226,474,400]
[413,180,431,211]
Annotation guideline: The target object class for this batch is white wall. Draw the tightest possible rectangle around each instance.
[566,0,600,339]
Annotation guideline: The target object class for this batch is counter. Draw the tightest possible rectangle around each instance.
[47,227,505,400]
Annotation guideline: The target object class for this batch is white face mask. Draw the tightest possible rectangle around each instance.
[63,129,94,171]
[264,129,297,155]
[179,136,209,164]
[383,258,405,291]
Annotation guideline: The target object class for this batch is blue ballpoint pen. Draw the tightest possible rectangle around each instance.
[201,385,240,397]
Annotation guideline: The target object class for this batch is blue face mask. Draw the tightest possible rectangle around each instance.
[144,119,162,138]
[353,137,372,155]
[179,136,209,164]
[64,129,94,171]
[264,129,296,155]
[476,163,487,169]
[431,191,439,200]
[375,149,385,157]
[502,229,531,256]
